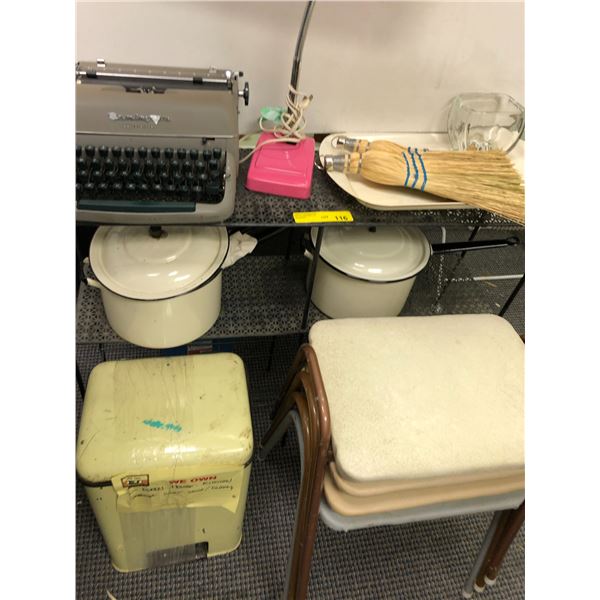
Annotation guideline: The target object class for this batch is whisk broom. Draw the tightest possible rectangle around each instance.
[323,147,525,224]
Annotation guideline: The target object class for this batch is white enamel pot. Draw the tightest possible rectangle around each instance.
[305,226,518,319]
[87,225,230,349]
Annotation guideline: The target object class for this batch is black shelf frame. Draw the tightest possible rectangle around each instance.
[75,152,525,397]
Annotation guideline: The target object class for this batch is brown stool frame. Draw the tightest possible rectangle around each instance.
[260,343,524,600]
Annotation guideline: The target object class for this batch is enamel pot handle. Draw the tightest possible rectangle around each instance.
[431,236,519,255]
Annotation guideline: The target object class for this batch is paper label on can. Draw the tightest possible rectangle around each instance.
[293,210,353,224]
[111,464,247,514]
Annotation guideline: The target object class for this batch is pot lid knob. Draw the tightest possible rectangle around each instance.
[149,225,166,239]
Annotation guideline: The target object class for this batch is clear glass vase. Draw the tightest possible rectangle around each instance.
[447,93,525,152]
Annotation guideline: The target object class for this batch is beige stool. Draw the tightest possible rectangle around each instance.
[77,353,253,572]
[259,314,524,599]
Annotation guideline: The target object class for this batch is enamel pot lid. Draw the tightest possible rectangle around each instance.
[90,225,229,300]
[310,226,431,283]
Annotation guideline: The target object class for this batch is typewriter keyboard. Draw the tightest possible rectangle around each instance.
[76,145,227,212]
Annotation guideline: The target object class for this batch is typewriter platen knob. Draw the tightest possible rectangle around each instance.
[239,82,250,106]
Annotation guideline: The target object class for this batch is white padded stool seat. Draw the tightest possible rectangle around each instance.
[308,314,524,483]
[323,462,524,516]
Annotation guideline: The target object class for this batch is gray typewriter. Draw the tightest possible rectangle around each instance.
[76,59,249,224]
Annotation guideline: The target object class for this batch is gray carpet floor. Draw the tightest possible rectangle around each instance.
[76,336,524,600]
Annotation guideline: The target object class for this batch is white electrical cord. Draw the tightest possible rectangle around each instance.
[239,84,313,163]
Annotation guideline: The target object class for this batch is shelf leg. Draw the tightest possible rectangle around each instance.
[266,336,277,372]
[432,226,480,310]
[285,228,294,261]
[76,361,86,398]
[499,274,525,318]
[76,241,85,299]
[301,226,324,331]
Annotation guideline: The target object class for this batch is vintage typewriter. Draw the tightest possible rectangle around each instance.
[76,60,249,224]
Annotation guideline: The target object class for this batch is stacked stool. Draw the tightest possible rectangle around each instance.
[76,353,253,572]
[260,314,525,599]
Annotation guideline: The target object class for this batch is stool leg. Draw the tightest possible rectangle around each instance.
[286,397,319,600]
[286,393,326,600]
[462,511,504,598]
[484,501,525,586]
[259,411,294,460]
[474,509,512,593]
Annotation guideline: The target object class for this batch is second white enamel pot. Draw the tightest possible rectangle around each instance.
[305,226,518,318]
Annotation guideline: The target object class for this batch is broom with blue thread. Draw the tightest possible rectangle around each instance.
[324,138,524,224]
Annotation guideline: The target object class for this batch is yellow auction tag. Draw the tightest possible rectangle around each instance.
[292,210,354,224]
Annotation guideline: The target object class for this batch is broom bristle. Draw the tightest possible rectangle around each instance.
[345,150,524,224]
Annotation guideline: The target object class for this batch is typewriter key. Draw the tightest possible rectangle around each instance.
[151,147,161,159]
[112,146,122,158]
[206,182,222,202]
[85,145,95,157]
[99,145,109,158]
[177,148,187,159]
[203,149,212,162]
[190,149,199,160]
[76,145,82,158]
[164,148,174,159]
[138,147,148,159]
[125,147,134,158]
[212,148,222,160]
[191,185,203,202]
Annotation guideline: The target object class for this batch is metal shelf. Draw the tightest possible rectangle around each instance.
[77,246,524,346]
[223,151,523,230]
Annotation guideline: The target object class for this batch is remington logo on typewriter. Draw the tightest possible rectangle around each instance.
[108,112,171,126]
